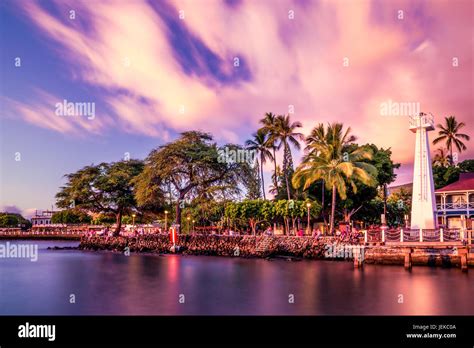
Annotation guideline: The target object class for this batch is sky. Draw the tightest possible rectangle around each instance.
[0,0,473,218]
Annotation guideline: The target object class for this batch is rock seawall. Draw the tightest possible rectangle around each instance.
[79,235,336,259]
[79,235,472,267]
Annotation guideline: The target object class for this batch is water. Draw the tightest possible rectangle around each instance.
[0,240,472,315]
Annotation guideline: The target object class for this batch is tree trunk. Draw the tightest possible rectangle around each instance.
[450,146,454,166]
[321,180,327,231]
[283,142,291,201]
[272,147,278,190]
[175,195,184,233]
[114,210,123,236]
[330,184,336,235]
[260,154,266,200]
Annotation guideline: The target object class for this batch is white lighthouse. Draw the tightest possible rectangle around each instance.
[409,112,438,229]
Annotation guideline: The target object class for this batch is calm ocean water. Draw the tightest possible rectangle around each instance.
[0,240,472,315]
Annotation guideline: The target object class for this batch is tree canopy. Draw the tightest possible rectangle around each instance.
[56,159,144,235]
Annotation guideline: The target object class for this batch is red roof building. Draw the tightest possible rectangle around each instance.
[435,173,474,228]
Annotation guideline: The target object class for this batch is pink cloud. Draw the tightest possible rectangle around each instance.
[6,0,473,186]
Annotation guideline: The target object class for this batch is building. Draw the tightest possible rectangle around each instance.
[31,210,56,227]
[435,172,474,228]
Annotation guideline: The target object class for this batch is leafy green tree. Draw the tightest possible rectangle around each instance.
[364,144,400,219]
[56,160,144,235]
[0,212,31,229]
[0,214,18,227]
[135,132,249,229]
[0,213,31,229]
[433,116,470,165]
[433,165,460,189]
[274,199,321,234]
[459,159,474,172]
[51,209,92,224]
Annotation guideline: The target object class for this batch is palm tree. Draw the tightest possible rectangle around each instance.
[433,148,450,167]
[292,123,376,234]
[305,123,358,225]
[305,123,356,152]
[433,116,470,165]
[273,114,304,200]
[268,165,282,196]
[245,129,274,200]
[259,112,279,193]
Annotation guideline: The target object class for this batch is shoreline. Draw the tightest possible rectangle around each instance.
[0,235,81,240]
[77,234,473,268]
[1,234,471,268]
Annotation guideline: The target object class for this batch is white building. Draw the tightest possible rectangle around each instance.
[31,210,55,227]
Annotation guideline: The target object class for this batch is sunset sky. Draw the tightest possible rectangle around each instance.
[1,0,472,217]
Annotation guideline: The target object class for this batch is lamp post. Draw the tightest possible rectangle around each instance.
[187,216,191,234]
[132,213,136,234]
[192,220,195,234]
[306,202,312,234]
[164,210,169,232]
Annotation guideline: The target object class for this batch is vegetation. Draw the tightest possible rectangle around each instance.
[51,209,91,224]
[52,113,469,233]
[0,212,31,229]
[134,132,252,229]
[245,129,273,199]
[292,123,377,234]
[56,160,144,235]
[433,116,470,165]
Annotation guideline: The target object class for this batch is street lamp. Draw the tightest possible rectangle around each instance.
[192,219,195,234]
[187,216,191,234]
[306,202,312,234]
[132,213,136,234]
[164,210,169,232]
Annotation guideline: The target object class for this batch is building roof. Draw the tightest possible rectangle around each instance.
[435,172,474,192]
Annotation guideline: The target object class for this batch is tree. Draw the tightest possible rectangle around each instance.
[292,123,377,234]
[56,160,144,235]
[433,116,470,165]
[0,212,31,229]
[364,145,400,220]
[433,148,451,167]
[259,112,279,193]
[245,129,273,199]
[135,132,248,229]
[245,158,262,200]
[459,159,474,172]
[273,199,321,235]
[433,165,460,189]
[273,114,304,200]
[51,209,91,224]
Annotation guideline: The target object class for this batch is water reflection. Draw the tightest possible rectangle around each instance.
[0,240,472,315]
